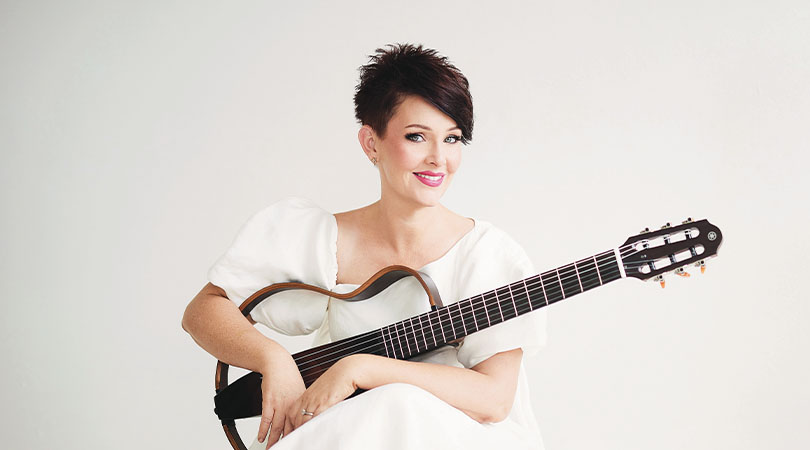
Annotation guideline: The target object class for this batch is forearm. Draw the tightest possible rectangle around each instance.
[347,350,522,423]
[182,283,294,373]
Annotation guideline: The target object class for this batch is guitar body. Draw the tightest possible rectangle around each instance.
[211,219,723,450]
[214,265,444,450]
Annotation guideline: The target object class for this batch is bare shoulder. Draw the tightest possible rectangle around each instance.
[333,205,373,243]
[440,205,475,236]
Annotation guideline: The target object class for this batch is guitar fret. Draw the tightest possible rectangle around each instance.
[386,325,395,359]
[469,298,480,331]
[576,257,601,291]
[392,324,403,359]
[457,301,468,336]
[494,289,505,322]
[538,276,549,306]
[397,321,411,357]
[445,307,457,339]
[541,271,562,304]
[522,279,534,311]
[408,318,419,353]
[507,283,519,317]
[380,327,390,358]
[436,310,447,342]
[482,294,491,327]
[426,312,438,347]
[593,255,603,285]
[596,252,622,283]
[555,268,566,299]
[418,315,428,350]
[401,320,410,355]
[573,263,584,292]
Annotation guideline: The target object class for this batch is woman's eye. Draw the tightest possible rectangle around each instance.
[444,135,461,144]
[405,133,425,142]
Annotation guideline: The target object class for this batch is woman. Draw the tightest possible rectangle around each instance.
[182,43,546,449]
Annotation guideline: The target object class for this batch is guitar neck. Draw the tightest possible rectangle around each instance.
[293,249,624,385]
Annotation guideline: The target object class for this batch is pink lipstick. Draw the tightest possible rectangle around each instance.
[413,171,445,187]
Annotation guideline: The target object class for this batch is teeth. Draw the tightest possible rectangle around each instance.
[415,173,442,181]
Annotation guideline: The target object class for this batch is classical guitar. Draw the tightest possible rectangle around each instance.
[211,218,723,450]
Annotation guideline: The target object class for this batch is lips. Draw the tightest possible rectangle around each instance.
[413,171,445,187]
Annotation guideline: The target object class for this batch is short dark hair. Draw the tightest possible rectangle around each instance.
[354,43,473,144]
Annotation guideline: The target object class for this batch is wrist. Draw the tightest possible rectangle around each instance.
[256,339,296,374]
[340,354,373,389]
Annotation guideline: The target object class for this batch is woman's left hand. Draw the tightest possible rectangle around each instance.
[283,354,366,435]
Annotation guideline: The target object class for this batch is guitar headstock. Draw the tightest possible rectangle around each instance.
[620,218,723,287]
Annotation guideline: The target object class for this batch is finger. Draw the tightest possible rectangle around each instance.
[257,408,274,444]
[297,405,317,428]
[283,413,294,438]
[266,409,284,449]
[300,410,315,426]
[302,402,328,425]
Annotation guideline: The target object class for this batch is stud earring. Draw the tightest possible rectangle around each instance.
[371,157,378,165]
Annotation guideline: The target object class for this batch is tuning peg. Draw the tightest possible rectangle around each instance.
[661,222,671,229]
[675,267,690,277]
[682,217,693,224]
[654,274,665,288]
[694,260,706,274]
[639,227,650,234]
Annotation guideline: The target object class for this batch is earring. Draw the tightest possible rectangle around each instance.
[371,157,378,165]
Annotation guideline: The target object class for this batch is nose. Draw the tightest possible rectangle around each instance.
[425,140,446,167]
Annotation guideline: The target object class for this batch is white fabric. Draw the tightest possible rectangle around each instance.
[208,197,547,449]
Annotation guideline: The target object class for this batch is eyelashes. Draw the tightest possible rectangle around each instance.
[405,133,462,144]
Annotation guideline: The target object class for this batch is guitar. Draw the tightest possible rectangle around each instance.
[211,218,723,450]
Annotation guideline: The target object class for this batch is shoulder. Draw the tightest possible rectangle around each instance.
[442,219,536,303]
[250,197,333,226]
[244,196,336,253]
[463,220,531,260]
[208,197,338,297]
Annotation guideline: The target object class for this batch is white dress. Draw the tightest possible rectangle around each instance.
[208,198,548,449]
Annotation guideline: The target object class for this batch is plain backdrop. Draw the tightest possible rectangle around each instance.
[1,1,808,449]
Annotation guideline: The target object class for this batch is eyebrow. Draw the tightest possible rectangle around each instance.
[405,124,461,132]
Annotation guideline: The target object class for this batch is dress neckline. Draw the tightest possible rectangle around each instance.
[329,215,479,287]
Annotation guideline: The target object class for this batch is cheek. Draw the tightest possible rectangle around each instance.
[389,144,420,170]
[446,149,462,174]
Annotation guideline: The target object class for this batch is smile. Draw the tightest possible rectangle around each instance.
[413,172,444,187]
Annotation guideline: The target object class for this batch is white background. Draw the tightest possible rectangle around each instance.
[2,1,808,449]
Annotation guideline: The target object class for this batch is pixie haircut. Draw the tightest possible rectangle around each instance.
[354,43,473,144]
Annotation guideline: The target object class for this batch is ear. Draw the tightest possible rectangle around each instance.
[358,125,378,162]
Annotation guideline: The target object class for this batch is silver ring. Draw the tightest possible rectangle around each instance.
[301,409,314,416]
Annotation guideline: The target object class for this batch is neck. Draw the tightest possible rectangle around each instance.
[370,195,447,255]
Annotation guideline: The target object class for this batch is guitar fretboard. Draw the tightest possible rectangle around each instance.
[379,249,622,359]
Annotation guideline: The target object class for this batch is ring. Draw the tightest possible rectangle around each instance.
[301,409,314,416]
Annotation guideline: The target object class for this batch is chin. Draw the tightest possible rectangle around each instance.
[411,189,448,207]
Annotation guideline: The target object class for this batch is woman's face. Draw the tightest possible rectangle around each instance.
[369,95,464,208]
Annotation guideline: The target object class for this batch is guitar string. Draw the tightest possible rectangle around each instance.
[294,243,702,374]
[297,260,689,380]
[294,244,671,373]
[297,262,618,374]
[275,233,697,372]
[295,244,702,375]
[294,247,635,373]
[295,266,684,379]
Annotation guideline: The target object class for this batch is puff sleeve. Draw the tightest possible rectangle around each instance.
[207,197,337,335]
[453,224,547,368]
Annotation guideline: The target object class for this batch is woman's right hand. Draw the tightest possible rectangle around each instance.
[257,353,306,449]
[182,284,306,447]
